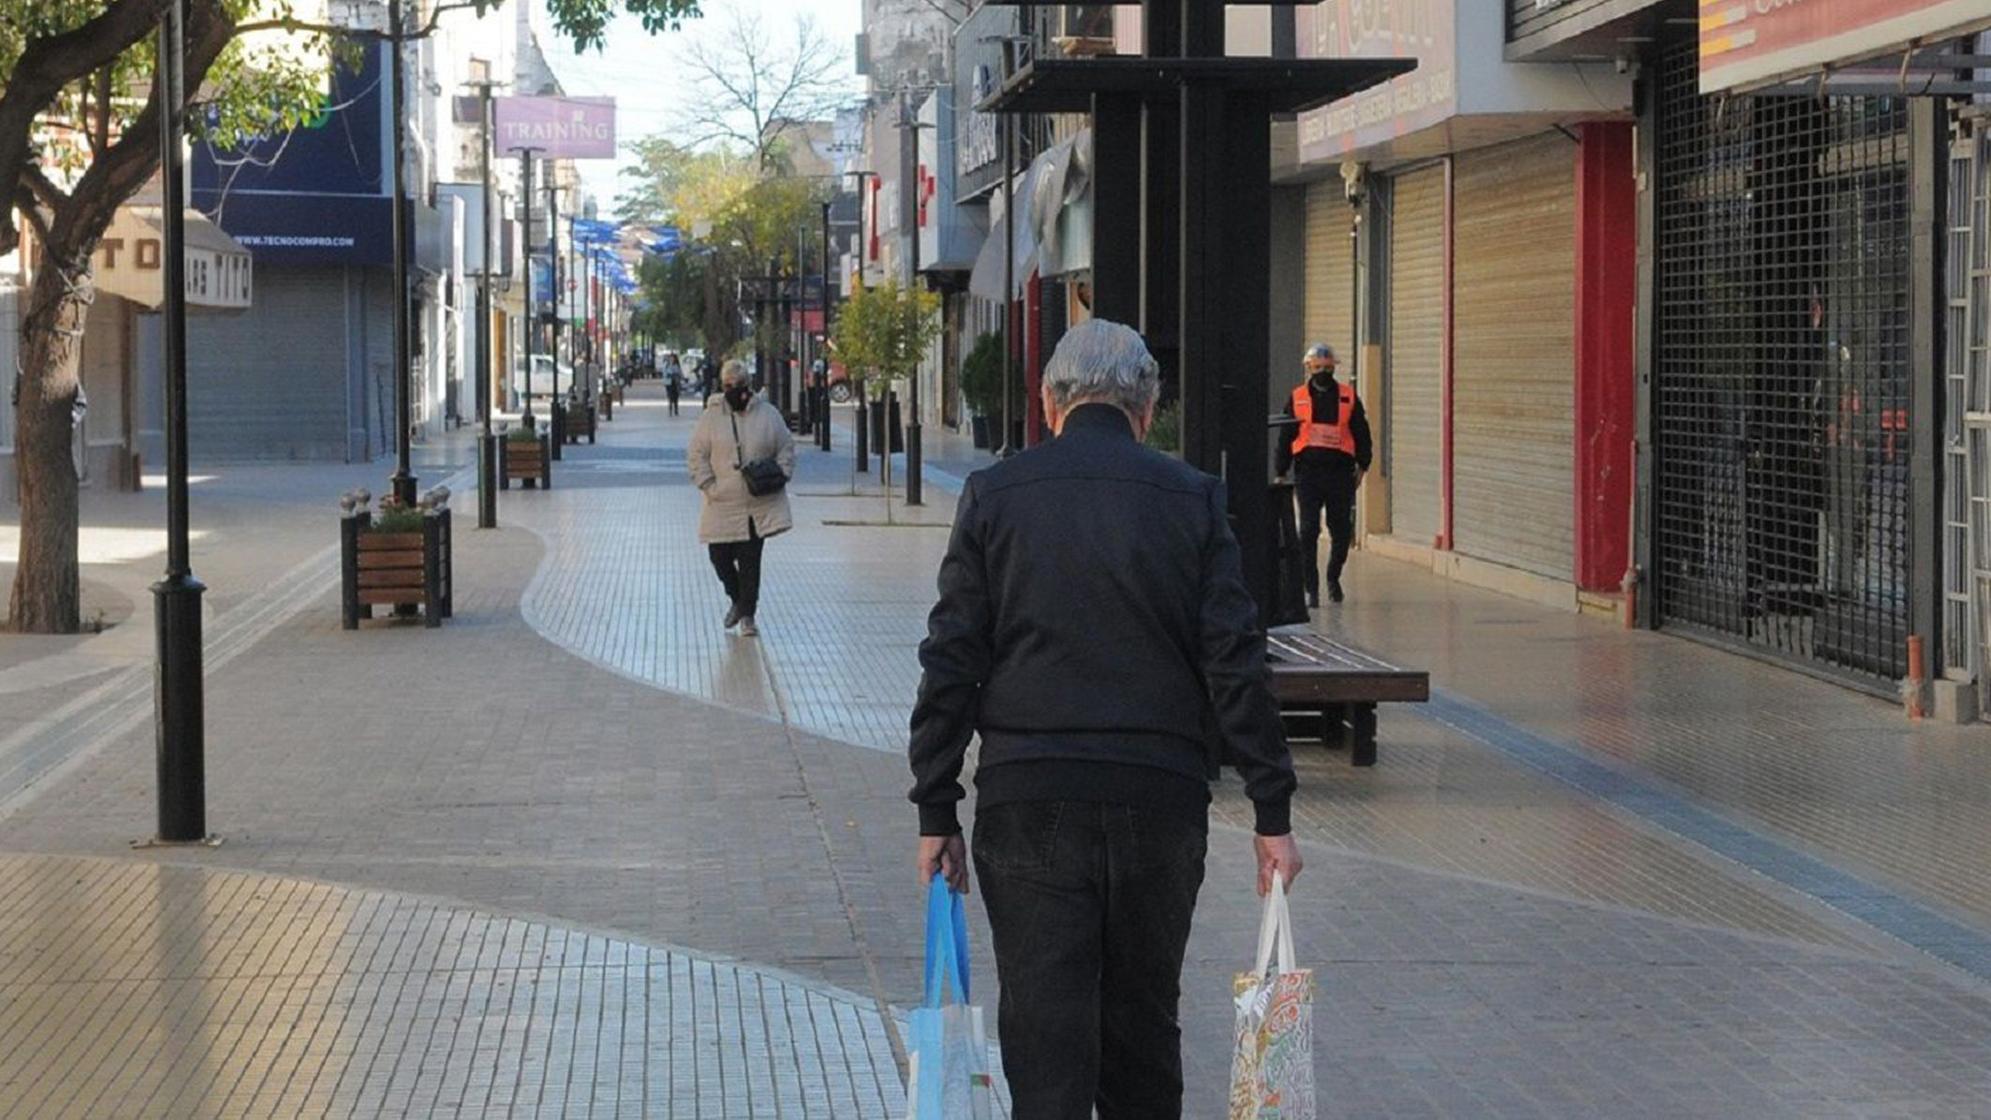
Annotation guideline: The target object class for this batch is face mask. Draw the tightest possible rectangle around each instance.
[725,385,753,410]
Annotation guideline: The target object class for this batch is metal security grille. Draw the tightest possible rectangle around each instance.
[1652,41,1913,684]
[1957,115,1991,709]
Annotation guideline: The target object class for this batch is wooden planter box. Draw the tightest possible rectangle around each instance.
[563,401,598,445]
[341,509,453,630]
[500,434,551,489]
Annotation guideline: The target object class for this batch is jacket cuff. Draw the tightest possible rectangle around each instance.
[919,803,962,836]
[1253,798,1292,837]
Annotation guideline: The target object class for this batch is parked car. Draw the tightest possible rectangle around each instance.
[515,354,575,400]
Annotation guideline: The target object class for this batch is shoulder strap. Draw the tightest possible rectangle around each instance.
[728,408,745,470]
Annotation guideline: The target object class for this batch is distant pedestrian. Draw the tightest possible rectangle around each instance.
[664,358,683,416]
[1277,341,1371,607]
[687,360,795,639]
[909,318,1301,1118]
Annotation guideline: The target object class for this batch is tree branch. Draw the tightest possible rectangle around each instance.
[21,165,66,213]
[0,0,174,258]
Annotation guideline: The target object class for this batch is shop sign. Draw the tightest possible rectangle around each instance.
[1701,0,1991,93]
[1299,0,1456,163]
[960,65,1001,177]
[953,1,1016,199]
[494,96,617,159]
[92,207,252,311]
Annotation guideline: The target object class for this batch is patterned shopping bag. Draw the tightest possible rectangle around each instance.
[1229,871,1316,1120]
[906,873,994,1120]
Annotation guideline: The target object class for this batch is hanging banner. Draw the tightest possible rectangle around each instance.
[1700,0,1991,93]
[493,96,618,158]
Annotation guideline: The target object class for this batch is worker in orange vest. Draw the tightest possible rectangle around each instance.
[1277,342,1371,607]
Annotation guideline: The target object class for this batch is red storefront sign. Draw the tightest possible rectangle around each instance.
[1700,0,1991,94]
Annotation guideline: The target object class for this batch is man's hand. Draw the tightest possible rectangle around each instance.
[1355,468,1367,490]
[919,834,970,895]
[1254,834,1303,897]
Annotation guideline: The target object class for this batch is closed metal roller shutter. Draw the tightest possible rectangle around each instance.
[1452,133,1577,579]
[186,266,350,460]
[1303,182,1354,359]
[1387,165,1446,548]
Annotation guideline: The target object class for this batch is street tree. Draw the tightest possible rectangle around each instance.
[673,0,846,173]
[830,278,940,418]
[0,0,696,633]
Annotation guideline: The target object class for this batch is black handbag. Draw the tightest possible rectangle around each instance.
[730,409,788,497]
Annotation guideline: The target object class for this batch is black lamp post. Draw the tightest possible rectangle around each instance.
[473,70,498,529]
[846,169,877,473]
[518,148,541,429]
[387,0,416,506]
[152,0,206,845]
[819,200,833,452]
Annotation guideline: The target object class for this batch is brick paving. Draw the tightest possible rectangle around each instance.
[0,385,1988,1114]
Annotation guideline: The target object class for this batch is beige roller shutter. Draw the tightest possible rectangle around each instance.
[1452,133,1576,580]
[1387,165,1446,549]
[1303,183,1355,361]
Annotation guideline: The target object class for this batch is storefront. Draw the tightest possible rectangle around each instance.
[188,42,405,463]
[1296,0,1628,603]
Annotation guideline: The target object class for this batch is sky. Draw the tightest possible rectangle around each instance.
[532,0,867,214]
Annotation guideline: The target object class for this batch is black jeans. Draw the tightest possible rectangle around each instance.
[708,528,765,615]
[666,385,681,415]
[1296,467,1357,595]
[973,800,1209,1120]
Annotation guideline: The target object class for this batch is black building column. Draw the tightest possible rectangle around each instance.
[1090,93,1143,325]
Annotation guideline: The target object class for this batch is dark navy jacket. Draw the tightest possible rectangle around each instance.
[908,404,1297,836]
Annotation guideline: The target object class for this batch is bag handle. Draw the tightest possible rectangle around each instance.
[1252,870,1297,981]
[922,872,972,1008]
[727,408,746,472]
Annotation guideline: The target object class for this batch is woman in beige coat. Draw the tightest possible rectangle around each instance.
[687,360,797,637]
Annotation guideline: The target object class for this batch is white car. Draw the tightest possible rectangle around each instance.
[515,354,576,400]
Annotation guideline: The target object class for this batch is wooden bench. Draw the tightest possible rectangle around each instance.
[1266,631,1429,767]
[501,434,551,489]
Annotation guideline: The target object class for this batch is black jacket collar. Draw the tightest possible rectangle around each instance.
[1061,403,1136,440]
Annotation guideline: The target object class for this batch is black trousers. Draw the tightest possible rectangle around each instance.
[666,385,681,415]
[973,800,1208,1120]
[707,529,764,615]
[1296,466,1357,596]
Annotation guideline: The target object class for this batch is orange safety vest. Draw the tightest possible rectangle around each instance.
[1290,381,1356,457]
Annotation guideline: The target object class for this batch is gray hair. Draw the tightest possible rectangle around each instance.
[719,359,752,387]
[1043,319,1160,415]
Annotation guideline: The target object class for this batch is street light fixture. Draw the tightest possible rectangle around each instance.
[151,0,208,846]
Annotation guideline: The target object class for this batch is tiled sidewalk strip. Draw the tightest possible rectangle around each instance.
[0,856,907,1119]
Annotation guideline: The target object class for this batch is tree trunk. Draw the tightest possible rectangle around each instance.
[8,253,89,635]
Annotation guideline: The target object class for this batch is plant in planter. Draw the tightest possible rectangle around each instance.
[340,489,454,630]
[501,424,552,490]
[959,332,1004,449]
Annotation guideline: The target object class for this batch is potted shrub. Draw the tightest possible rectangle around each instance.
[340,489,454,629]
[501,423,551,490]
[959,332,1003,449]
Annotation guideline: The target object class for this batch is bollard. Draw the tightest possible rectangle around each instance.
[477,432,498,528]
[1904,635,1927,721]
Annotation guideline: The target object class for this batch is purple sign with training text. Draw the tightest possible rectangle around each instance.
[493,96,617,159]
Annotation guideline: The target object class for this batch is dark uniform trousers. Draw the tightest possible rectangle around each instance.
[1295,462,1358,597]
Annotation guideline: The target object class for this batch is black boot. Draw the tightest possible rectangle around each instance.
[1328,580,1345,605]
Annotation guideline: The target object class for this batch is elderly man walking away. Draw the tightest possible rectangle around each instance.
[908,319,1303,1119]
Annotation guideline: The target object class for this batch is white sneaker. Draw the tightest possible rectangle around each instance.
[739,616,759,637]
